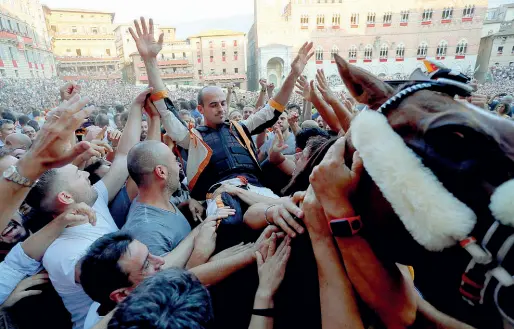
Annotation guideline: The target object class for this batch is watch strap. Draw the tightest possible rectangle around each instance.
[329,216,362,237]
[252,308,275,317]
[3,166,38,188]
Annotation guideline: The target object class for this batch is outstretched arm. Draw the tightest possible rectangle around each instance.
[130,17,190,148]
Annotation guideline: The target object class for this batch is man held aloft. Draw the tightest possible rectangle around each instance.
[130,17,313,231]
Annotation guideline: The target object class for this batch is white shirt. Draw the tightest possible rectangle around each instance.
[0,242,43,304]
[84,302,102,329]
[42,181,118,329]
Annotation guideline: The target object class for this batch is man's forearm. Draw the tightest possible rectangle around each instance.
[21,220,64,261]
[255,90,267,109]
[189,251,254,286]
[335,235,417,328]
[248,292,274,329]
[116,103,142,155]
[232,189,277,207]
[326,99,352,133]
[305,205,363,329]
[302,101,312,122]
[164,229,198,269]
[273,71,298,106]
[147,115,161,141]
[291,122,300,135]
[143,57,166,92]
[0,156,43,231]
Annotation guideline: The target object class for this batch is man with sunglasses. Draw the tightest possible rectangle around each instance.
[0,119,15,148]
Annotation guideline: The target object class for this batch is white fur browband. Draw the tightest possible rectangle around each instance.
[351,110,477,251]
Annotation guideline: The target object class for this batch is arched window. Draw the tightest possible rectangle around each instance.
[396,44,405,58]
[316,46,324,61]
[364,45,373,60]
[456,39,467,55]
[331,45,339,60]
[348,45,357,59]
[463,5,475,18]
[436,40,448,56]
[417,42,428,57]
[379,44,388,59]
[442,7,453,19]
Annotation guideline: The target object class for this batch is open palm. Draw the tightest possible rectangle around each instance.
[129,17,164,60]
[291,42,314,75]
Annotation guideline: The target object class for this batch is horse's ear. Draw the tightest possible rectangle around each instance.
[334,54,395,110]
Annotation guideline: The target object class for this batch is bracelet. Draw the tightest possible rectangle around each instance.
[252,308,275,317]
[150,90,169,102]
[264,205,276,225]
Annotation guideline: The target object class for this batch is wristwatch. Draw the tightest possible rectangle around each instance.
[329,216,362,237]
[2,165,38,188]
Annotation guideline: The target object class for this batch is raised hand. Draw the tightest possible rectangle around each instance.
[54,202,97,227]
[195,219,217,258]
[131,87,154,108]
[20,95,94,179]
[107,129,122,147]
[316,69,338,105]
[262,202,304,238]
[129,17,164,61]
[309,137,364,219]
[1,273,49,309]
[60,82,81,102]
[295,75,312,102]
[287,111,299,126]
[291,42,314,76]
[255,236,291,299]
[267,82,275,96]
[188,198,205,223]
[259,79,267,90]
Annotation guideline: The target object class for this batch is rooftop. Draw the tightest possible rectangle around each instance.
[188,29,245,39]
[43,5,115,21]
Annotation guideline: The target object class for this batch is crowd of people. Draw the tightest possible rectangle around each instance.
[0,16,513,329]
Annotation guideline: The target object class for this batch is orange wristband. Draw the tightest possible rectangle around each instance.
[150,90,169,102]
[269,99,285,112]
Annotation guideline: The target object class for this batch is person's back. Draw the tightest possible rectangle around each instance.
[122,199,190,256]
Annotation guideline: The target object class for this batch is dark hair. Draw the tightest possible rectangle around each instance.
[115,105,125,114]
[235,103,244,111]
[295,128,330,151]
[27,120,40,131]
[32,110,41,118]
[84,160,104,185]
[120,112,129,126]
[287,103,301,112]
[189,100,197,110]
[108,268,213,329]
[95,114,110,128]
[179,101,190,111]
[0,119,14,129]
[18,115,30,126]
[99,109,109,116]
[25,169,58,212]
[197,87,208,106]
[282,138,337,196]
[80,232,134,315]
[1,111,16,123]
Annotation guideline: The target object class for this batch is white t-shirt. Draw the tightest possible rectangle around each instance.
[84,302,102,329]
[42,181,118,329]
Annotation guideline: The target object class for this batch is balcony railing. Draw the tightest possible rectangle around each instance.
[202,73,246,81]
[137,59,189,67]
[56,56,120,62]
[139,73,194,80]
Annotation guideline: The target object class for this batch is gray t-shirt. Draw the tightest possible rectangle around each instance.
[122,199,191,256]
[260,131,296,157]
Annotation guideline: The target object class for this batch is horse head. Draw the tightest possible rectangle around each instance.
[333,54,514,326]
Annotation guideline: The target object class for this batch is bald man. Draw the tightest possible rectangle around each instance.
[122,140,191,256]
[5,133,32,150]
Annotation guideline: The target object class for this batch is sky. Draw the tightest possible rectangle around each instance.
[41,0,255,38]
[41,0,514,39]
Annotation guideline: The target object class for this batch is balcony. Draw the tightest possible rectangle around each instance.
[57,56,119,63]
[61,74,122,81]
[201,73,246,82]
[139,73,194,81]
[137,59,189,67]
